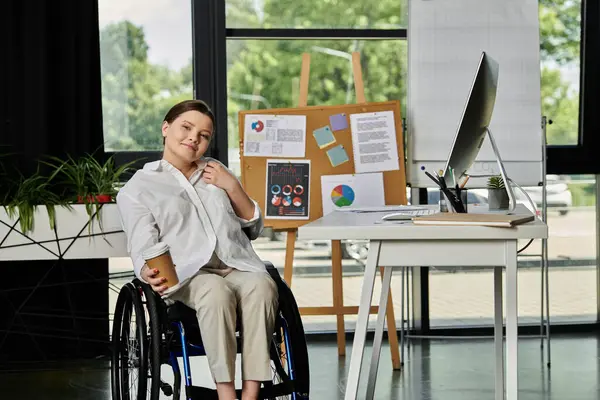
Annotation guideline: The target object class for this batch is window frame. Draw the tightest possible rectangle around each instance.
[104,1,598,174]
[101,0,228,167]
[101,0,599,332]
[102,1,407,167]
[546,0,598,174]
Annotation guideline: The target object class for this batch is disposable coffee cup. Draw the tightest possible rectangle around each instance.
[142,243,179,288]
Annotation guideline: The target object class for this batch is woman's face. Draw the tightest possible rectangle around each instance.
[162,111,213,163]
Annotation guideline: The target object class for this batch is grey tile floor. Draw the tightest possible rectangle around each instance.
[0,333,598,399]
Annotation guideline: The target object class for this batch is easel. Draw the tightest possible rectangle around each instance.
[279,52,401,369]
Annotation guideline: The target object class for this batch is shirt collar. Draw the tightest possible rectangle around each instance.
[144,158,208,173]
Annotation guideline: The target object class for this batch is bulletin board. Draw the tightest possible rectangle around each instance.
[239,100,407,230]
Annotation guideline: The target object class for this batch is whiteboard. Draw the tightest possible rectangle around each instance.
[407,0,543,188]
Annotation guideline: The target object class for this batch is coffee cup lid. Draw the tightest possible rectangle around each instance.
[142,242,169,260]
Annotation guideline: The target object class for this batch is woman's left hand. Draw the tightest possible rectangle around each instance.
[202,161,240,193]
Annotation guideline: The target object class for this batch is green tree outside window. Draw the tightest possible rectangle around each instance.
[100,0,582,151]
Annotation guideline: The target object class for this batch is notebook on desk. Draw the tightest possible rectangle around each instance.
[380,209,438,220]
[412,212,535,228]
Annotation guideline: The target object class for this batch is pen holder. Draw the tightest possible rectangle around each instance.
[439,188,468,213]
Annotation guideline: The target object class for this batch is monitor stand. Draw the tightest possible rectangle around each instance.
[483,126,517,213]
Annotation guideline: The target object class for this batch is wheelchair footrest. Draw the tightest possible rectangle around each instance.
[160,380,173,396]
[185,380,297,399]
[185,385,219,400]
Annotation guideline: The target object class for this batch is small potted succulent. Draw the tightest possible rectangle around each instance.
[487,175,509,210]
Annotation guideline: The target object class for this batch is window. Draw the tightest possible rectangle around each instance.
[226,39,407,178]
[105,0,598,336]
[226,0,407,29]
[427,0,593,329]
[225,0,408,332]
[429,175,597,327]
[98,0,193,152]
[540,0,582,145]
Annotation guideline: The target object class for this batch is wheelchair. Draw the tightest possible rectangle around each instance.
[111,261,310,399]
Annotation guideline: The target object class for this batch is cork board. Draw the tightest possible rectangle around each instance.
[239,100,407,230]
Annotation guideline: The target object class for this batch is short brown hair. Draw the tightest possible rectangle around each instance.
[162,100,215,144]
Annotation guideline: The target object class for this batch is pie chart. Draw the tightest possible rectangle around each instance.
[331,184,355,207]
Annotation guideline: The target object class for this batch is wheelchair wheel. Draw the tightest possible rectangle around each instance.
[267,315,308,400]
[136,281,165,400]
[265,267,310,399]
[111,283,161,400]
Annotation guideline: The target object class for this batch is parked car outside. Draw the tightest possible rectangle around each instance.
[522,175,572,215]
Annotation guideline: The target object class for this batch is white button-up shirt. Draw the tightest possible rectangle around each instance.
[116,158,266,285]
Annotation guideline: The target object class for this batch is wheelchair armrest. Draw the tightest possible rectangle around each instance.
[263,261,282,282]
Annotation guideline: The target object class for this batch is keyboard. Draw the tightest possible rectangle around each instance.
[381,209,438,221]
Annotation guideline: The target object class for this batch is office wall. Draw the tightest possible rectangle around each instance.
[0,0,108,364]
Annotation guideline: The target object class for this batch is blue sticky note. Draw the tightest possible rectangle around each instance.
[313,125,336,149]
[329,113,348,131]
[326,145,350,167]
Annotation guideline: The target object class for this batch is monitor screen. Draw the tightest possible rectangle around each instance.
[442,52,499,186]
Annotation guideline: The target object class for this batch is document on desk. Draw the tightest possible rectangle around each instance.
[350,111,400,174]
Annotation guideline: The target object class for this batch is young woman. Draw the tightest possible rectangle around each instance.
[117,100,277,400]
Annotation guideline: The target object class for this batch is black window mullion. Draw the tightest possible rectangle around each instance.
[111,150,159,167]
[547,147,586,174]
[579,0,599,152]
[226,28,407,40]
[193,0,228,166]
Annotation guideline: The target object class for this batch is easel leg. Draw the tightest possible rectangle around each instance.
[282,229,296,359]
[380,267,401,370]
[284,230,296,285]
[298,53,310,107]
[331,240,346,356]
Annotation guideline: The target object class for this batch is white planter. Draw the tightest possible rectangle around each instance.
[488,188,510,210]
[0,204,128,261]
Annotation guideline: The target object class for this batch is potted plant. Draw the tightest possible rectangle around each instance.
[487,175,509,210]
[43,153,137,230]
[2,168,71,234]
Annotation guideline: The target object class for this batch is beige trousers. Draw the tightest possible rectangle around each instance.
[167,268,278,382]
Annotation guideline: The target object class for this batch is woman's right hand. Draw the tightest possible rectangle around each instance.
[141,264,168,295]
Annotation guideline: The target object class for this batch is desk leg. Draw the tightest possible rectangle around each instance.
[505,240,519,399]
[331,240,346,357]
[366,266,393,399]
[494,266,504,400]
[344,240,381,400]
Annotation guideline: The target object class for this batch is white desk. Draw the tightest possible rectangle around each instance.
[298,205,548,400]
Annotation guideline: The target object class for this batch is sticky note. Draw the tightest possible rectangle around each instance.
[313,125,336,149]
[326,145,350,167]
[329,113,349,131]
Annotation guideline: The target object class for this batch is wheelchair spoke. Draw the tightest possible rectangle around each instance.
[128,371,138,397]
[268,324,293,400]
[127,315,140,399]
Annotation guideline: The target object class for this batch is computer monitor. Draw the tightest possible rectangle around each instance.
[442,51,516,211]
